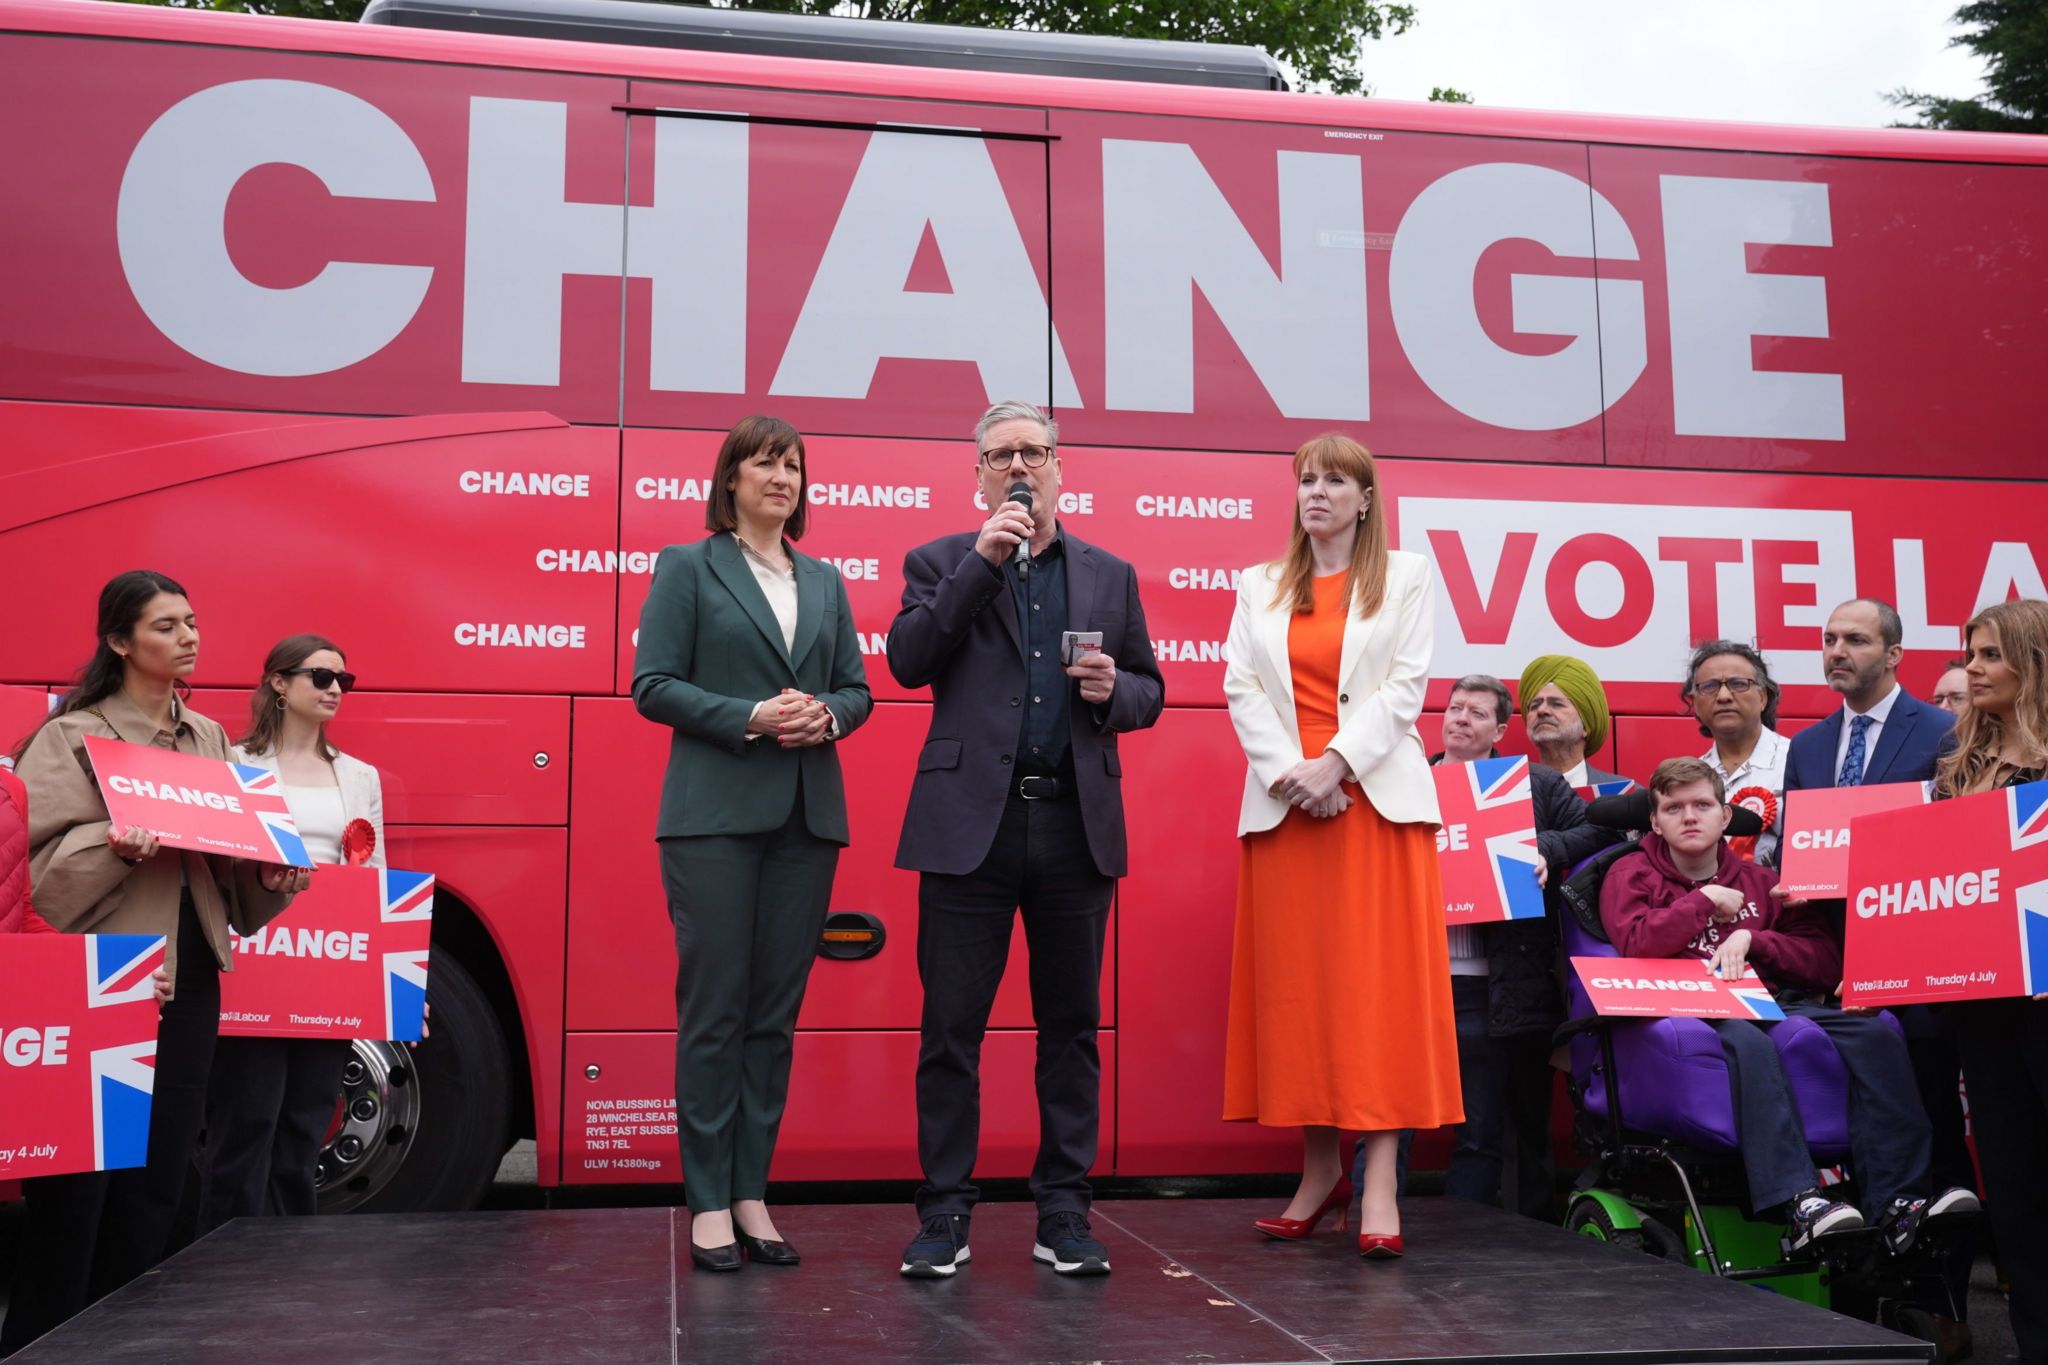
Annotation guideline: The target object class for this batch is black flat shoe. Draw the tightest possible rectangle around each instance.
[690,1241,742,1272]
[738,1232,800,1266]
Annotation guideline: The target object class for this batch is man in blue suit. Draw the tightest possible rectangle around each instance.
[1783,598,1953,799]
[1783,596,1972,1354]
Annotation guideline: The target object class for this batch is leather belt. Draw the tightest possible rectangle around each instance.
[1013,774,1072,801]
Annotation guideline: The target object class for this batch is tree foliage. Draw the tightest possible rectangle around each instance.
[1890,0,2046,132]
[129,0,1459,99]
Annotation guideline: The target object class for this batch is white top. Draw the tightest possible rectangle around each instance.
[739,537,799,654]
[1702,725,1790,862]
[1559,760,1589,787]
[1833,683,1902,781]
[1446,925,1489,976]
[285,782,346,866]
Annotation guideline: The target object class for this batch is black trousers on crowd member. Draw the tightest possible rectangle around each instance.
[659,796,839,1215]
[1,900,220,1358]
[915,793,1113,1220]
[1709,1001,1932,1217]
[1899,1004,1978,1320]
[1442,977,1557,1220]
[1953,998,2048,1365]
[198,1035,354,1231]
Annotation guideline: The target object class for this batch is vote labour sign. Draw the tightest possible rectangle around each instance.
[0,934,162,1179]
[1571,957,1786,1022]
[84,734,310,867]
[1842,781,2048,1007]
[219,864,434,1042]
[1434,756,1544,926]
[1776,782,1928,899]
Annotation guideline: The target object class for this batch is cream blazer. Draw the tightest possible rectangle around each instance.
[1223,549,1441,837]
[230,746,387,868]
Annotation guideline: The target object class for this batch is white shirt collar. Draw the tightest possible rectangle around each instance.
[1704,726,1788,784]
[1844,682,1902,726]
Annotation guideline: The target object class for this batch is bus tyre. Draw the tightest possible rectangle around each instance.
[1566,1199,1648,1255]
[318,954,511,1214]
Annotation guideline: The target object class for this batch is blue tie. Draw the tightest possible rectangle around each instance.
[1838,714,1874,787]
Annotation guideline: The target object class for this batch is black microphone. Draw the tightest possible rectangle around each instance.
[1006,480,1034,577]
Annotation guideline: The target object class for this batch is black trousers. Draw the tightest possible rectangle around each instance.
[1900,1004,1978,1319]
[1,902,219,1357]
[1954,998,2048,1365]
[1710,1001,1931,1217]
[1441,977,1557,1220]
[197,1035,353,1231]
[660,798,838,1214]
[914,794,1112,1219]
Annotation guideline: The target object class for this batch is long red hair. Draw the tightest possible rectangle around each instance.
[1269,434,1388,619]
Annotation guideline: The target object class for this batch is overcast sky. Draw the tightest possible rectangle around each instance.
[1358,0,1990,130]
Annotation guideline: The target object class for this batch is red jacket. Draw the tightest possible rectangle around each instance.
[1,765,55,934]
[1598,832,1838,995]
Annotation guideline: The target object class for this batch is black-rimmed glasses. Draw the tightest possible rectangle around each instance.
[1689,678,1758,698]
[282,667,357,694]
[979,444,1053,471]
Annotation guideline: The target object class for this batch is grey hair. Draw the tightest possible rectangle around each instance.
[1682,639,1781,736]
[973,401,1058,451]
[1449,674,1515,725]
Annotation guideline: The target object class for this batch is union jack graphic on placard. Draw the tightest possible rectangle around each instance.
[0,934,161,1179]
[381,868,435,1041]
[230,763,312,867]
[2010,782,2048,994]
[1573,778,1639,803]
[1434,756,1543,925]
[1726,979,1788,1022]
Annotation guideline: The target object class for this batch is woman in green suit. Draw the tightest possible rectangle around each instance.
[633,416,872,1271]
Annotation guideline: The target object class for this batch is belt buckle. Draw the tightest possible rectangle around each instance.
[1018,775,1055,801]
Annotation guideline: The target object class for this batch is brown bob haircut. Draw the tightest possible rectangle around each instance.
[1648,755,1726,807]
[705,415,809,541]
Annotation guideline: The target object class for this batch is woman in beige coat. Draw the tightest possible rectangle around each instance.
[1,570,305,1357]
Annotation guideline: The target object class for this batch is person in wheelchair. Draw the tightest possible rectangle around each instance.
[1597,757,1980,1254]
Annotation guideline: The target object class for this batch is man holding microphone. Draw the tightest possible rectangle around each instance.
[888,401,1164,1279]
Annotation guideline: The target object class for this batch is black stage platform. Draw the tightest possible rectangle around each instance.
[16,1197,1933,1363]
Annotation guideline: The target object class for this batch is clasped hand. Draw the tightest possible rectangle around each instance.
[1271,753,1353,819]
[749,688,833,748]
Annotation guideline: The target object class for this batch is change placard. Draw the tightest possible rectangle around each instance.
[1435,756,1544,925]
[1777,782,1927,898]
[0,934,162,1179]
[1841,781,2048,1007]
[1572,956,1786,1021]
[219,864,434,1042]
[84,734,310,867]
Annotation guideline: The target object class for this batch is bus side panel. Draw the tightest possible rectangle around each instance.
[564,1029,1114,1183]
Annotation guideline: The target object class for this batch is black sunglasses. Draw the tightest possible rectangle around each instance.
[282,667,356,694]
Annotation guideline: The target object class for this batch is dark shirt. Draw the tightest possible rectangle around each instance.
[999,530,1071,777]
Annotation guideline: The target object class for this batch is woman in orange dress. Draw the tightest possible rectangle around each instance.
[1221,433,1461,1258]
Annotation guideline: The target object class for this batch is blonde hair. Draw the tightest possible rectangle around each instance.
[1937,599,2048,797]
[1270,434,1388,619]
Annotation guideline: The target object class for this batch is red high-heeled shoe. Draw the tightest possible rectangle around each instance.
[1357,1231,1404,1259]
[1253,1179,1352,1240]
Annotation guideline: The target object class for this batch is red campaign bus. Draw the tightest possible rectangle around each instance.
[2,0,2045,1213]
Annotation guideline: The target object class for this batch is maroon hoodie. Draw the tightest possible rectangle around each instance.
[1598,832,1838,995]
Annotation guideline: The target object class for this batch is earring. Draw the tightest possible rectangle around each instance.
[275,695,287,712]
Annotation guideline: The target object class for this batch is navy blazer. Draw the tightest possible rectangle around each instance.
[887,530,1165,878]
[1784,689,1955,794]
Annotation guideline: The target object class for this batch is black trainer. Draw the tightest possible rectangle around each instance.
[900,1214,970,1278]
[1787,1190,1864,1251]
[1881,1186,1982,1257]
[1032,1211,1110,1276]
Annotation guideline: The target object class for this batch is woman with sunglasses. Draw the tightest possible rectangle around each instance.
[198,634,385,1233]
[2,571,305,1357]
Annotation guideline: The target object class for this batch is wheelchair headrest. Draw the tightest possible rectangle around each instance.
[1559,841,1644,945]
[1586,788,1763,838]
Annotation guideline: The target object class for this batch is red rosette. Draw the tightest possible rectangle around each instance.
[342,818,377,867]
[1725,785,1779,863]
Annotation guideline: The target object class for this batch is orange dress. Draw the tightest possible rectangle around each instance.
[1222,572,1463,1130]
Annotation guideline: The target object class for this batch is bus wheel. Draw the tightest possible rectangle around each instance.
[317,954,511,1214]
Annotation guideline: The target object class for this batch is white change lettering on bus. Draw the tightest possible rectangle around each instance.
[460,470,590,496]
[972,490,1095,515]
[1169,567,1244,591]
[537,550,658,574]
[807,484,930,509]
[1137,495,1253,520]
[635,477,712,502]
[1152,639,1225,663]
[821,557,882,581]
[115,80,1847,440]
[454,623,588,648]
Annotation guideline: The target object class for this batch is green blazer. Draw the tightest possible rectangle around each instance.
[633,533,872,843]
